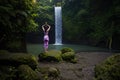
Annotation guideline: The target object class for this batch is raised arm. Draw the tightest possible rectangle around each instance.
[42,25,45,31]
[47,25,51,32]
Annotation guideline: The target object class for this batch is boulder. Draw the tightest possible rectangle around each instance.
[38,50,62,62]
[0,65,17,80]
[37,67,60,79]
[61,47,74,54]
[0,50,9,54]
[0,53,38,69]
[62,52,75,61]
[18,65,39,80]
[94,54,120,80]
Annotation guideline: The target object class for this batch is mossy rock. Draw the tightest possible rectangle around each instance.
[94,54,120,80]
[0,50,9,54]
[48,67,60,77]
[70,57,77,63]
[61,47,74,54]
[37,67,60,79]
[38,50,62,62]
[0,66,17,80]
[0,53,38,69]
[18,65,39,80]
[62,52,75,61]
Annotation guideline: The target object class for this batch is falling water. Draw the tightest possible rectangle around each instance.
[55,7,62,45]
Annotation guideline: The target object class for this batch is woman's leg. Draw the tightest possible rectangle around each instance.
[43,35,49,52]
[44,40,48,52]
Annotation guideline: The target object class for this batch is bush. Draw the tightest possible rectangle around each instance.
[18,65,39,80]
[38,50,62,62]
[61,47,74,54]
[94,54,120,80]
[0,53,38,69]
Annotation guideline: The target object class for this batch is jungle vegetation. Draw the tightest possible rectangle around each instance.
[62,0,120,50]
[0,0,120,52]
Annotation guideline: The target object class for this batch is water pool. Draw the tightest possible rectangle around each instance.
[27,44,108,55]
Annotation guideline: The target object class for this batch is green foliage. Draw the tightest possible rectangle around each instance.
[94,54,120,80]
[63,0,120,49]
[0,0,39,32]
[18,65,39,80]
[36,0,54,26]
[61,47,74,54]
[63,0,91,43]
[0,0,39,50]
[0,53,38,69]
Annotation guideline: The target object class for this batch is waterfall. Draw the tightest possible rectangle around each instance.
[55,7,62,45]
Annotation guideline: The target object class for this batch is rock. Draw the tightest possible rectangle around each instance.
[94,54,120,80]
[18,65,39,80]
[38,50,62,62]
[38,48,77,63]
[48,67,60,77]
[37,67,60,79]
[70,58,77,63]
[0,50,9,55]
[61,47,74,54]
[0,53,38,69]
[62,52,75,61]
[0,65,17,80]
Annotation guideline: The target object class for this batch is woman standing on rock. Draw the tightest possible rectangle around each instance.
[42,22,51,52]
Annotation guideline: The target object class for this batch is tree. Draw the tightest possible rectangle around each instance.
[89,0,120,49]
[62,0,120,49]
[0,0,39,52]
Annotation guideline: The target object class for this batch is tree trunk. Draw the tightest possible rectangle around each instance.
[108,21,114,51]
[108,36,112,50]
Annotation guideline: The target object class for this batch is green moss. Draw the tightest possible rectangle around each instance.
[61,47,74,54]
[38,48,77,63]
[18,65,39,80]
[61,47,77,63]
[62,52,75,61]
[0,53,38,69]
[0,66,17,80]
[37,67,60,80]
[70,58,77,63]
[0,50,9,54]
[48,67,60,77]
[38,50,62,62]
[94,54,120,80]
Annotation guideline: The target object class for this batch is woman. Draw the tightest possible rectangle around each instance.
[42,22,51,52]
